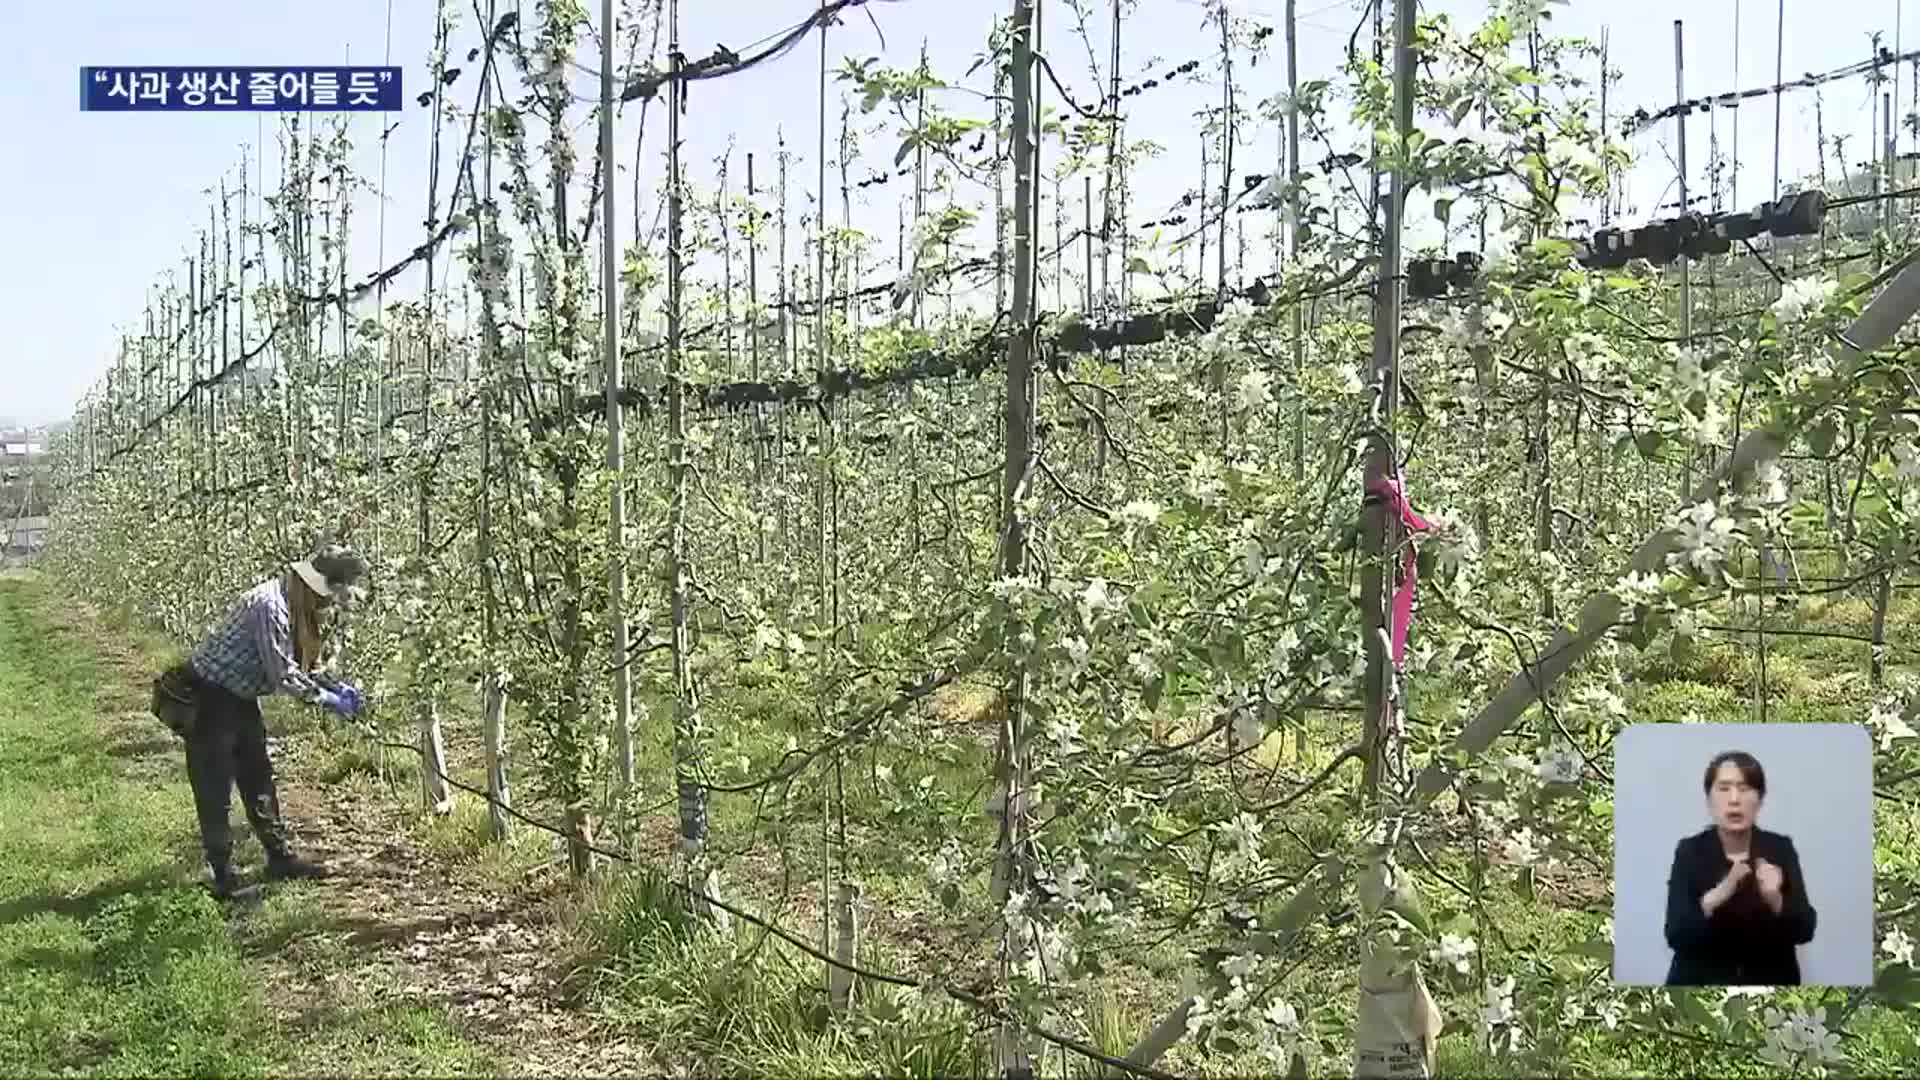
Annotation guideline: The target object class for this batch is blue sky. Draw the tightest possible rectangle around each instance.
[0,0,1900,425]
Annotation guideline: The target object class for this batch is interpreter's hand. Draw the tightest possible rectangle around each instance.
[1703,856,1752,917]
[1755,857,1785,909]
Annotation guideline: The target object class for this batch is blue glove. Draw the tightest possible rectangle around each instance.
[315,689,357,717]
[313,676,365,717]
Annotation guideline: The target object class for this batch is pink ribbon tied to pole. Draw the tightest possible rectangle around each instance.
[1368,471,1431,670]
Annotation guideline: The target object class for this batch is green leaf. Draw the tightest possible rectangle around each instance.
[1570,937,1613,961]
[1433,198,1453,226]
[1673,988,1718,1029]
[1669,632,1695,666]
[1808,418,1840,458]
[1449,98,1474,129]
[1634,430,1664,461]
[1126,256,1153,275]
[1875,962,1920,1007]
[894,136,918,167]
[1465,780,1506,802]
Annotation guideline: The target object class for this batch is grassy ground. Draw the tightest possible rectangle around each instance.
[5,556,1919,1077]
[0,571,501,1077]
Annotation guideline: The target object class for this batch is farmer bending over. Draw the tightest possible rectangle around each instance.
[176,543,369,897]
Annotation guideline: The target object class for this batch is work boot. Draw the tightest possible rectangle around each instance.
[207,860,261,903]
[208,859,240,897]
[264,853,330,881]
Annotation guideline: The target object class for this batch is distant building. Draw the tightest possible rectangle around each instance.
[1,430,46,456]
[1,429,51,564]
[1,515,48,564]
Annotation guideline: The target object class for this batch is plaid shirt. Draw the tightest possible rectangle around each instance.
[190,578,328,704]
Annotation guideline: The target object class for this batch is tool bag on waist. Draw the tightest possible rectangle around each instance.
[150,661,199,739]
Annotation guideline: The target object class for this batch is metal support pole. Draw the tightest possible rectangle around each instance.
[600,0,633,794]
[1359,0,1414,807]
[1287,0,1304,486]
[1675,19,1691,341]
[1887,90,1898,237]
[1772,0,1786,199]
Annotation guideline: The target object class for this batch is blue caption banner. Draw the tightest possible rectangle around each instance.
[80,66,403,112]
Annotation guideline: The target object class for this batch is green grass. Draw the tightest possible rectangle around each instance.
[0,573,500,1077]
[564,862,986,1079]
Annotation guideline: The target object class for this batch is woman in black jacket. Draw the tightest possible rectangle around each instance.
[1664,750,1817,985]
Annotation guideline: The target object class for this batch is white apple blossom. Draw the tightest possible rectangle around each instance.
[1236,368,1275,412]
[1883,926,1915,966]
[1269,627,1301,670]
[1078,577,1117,623]
[1564,331,1614,378]
[1128,651,1160,683]
[1256,998,1303,1070]
[992,574,1040,602]
[1022,922,1076,981]
[1753,458,1790,504]
[1679,400,1729,447]
[1422,506,1480,575]
[1771,275,1839,324]
[1502,827,1541,866]
[927,837,964,888]
[1480,975,1521,1053]
[1868,697,1917,750]
[1046,716,1084,755]
[1669,500,1739,576]
[1429,932,1479,974]
[1231,708,1265,750]
[1185,454,1227,503]
[1220,951,1260,981]
[1061,635,1091,673]
[1535,743,1583,784]
[1668,345,1712,398]
[1238,536,1267,579]
[1895,441,1920,482]
[1478,798,1519,830]
[1613,569,1665,606]
[1118,499,1162,526]
[1502,0,1551,30]
[1758,1006,1844,1068]
[1185,995,1214,1037]
[1264,998,1299,1034]
[1220,812,1263,856]
[1571,684,1628,721]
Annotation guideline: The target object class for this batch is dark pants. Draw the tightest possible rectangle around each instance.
[184,677,292,871]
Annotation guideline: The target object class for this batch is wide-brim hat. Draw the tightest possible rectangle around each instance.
[291,544,369,603]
